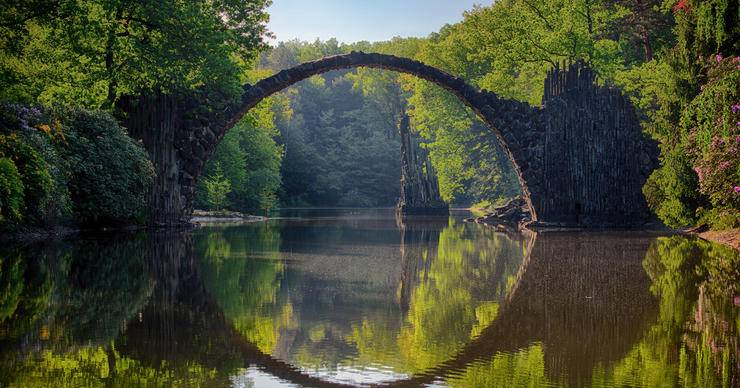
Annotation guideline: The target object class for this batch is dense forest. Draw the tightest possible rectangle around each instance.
[0,0,738,230]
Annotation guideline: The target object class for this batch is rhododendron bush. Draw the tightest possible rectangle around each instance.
[684,56,740,228]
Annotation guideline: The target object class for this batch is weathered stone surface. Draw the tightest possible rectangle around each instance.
[396,113,448,217]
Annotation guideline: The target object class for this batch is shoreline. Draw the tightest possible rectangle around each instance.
[687,228,740,251]
[190,209,267,225]
[191,215,268,224]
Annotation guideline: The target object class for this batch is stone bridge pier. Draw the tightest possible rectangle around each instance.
[121,52,657,227]
[475,63,658,227]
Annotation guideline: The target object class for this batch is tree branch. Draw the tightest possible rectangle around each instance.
[522,0,554,31]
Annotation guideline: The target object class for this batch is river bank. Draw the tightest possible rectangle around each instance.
[0,210,267,244]
[687,228,740,251]
[190,210,267,224]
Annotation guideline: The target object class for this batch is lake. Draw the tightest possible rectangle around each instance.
[0,208,737,387]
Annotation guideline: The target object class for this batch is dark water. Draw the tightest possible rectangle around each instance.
[0,209,738,387]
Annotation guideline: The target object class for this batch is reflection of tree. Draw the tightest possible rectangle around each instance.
[1,229,347,388]
[61,235,154,343]
[397,220,528,372]
[0,234,156,387]
[392,232,659,388]
[0,252,23,321]
[400,233,735,387]
[195,224,291,354]
[5,227,733,387]
[593,236,739,387]
[195,218,529,377]
[445,343,549,387]
[0,250,51,339]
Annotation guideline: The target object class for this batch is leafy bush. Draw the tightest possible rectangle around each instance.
[643,147,705,228]
[0,104,72,226]
[0,134,55,225]
[0,158,24,224]
[0,104,155,228]
[59,109,154,225]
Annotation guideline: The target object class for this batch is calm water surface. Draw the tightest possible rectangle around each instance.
[0,209,737,387]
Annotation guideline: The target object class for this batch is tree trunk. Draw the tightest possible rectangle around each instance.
[642,30,653,61]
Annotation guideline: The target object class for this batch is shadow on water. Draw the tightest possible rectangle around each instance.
[0,210,737,387]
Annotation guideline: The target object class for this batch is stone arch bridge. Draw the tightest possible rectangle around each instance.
[120,52,656,227]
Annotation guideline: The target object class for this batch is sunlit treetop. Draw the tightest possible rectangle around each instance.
[0,0,273,107]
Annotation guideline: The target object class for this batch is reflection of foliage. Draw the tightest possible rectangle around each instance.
[0,252,23,322]
[0,248,52,341]
[195,224,290,353]
[397,222,525,372]
[197,220,527,376]
[439,235,738,388]
[57,235,153,343]
[471,302,499,338]
[0,234,155,386]
[447,344,549,388]
[591,236,739,387]
[4,345,227,387]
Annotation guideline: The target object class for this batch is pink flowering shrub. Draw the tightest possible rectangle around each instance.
[682,55,740,228]
[693,136,739,219]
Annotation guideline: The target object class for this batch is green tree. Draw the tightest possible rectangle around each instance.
[0,133,54,225]
[257,40,403,207]
[619,0,739,228]
[196,96,284,213]
[203,164,231,211]
[0,0,272,108]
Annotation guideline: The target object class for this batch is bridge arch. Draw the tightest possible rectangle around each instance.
[123,52,654,226]
[219,51,540,219]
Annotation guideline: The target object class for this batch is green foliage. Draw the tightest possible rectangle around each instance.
[643,147,704,227]
[202,164,232,211]
[0,158,24,224]
[0,104,73,225]
[683,57,739,228]
[0,134,54,226]
[384,0,668,204]
[0,104,152,228]
[0,0,272,108]
[257,42,403,207]
[59,108,154,225]
[621,0,739,229]
[197,98,284,213]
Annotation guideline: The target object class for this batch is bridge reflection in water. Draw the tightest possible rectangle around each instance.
[0,210,737,387]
